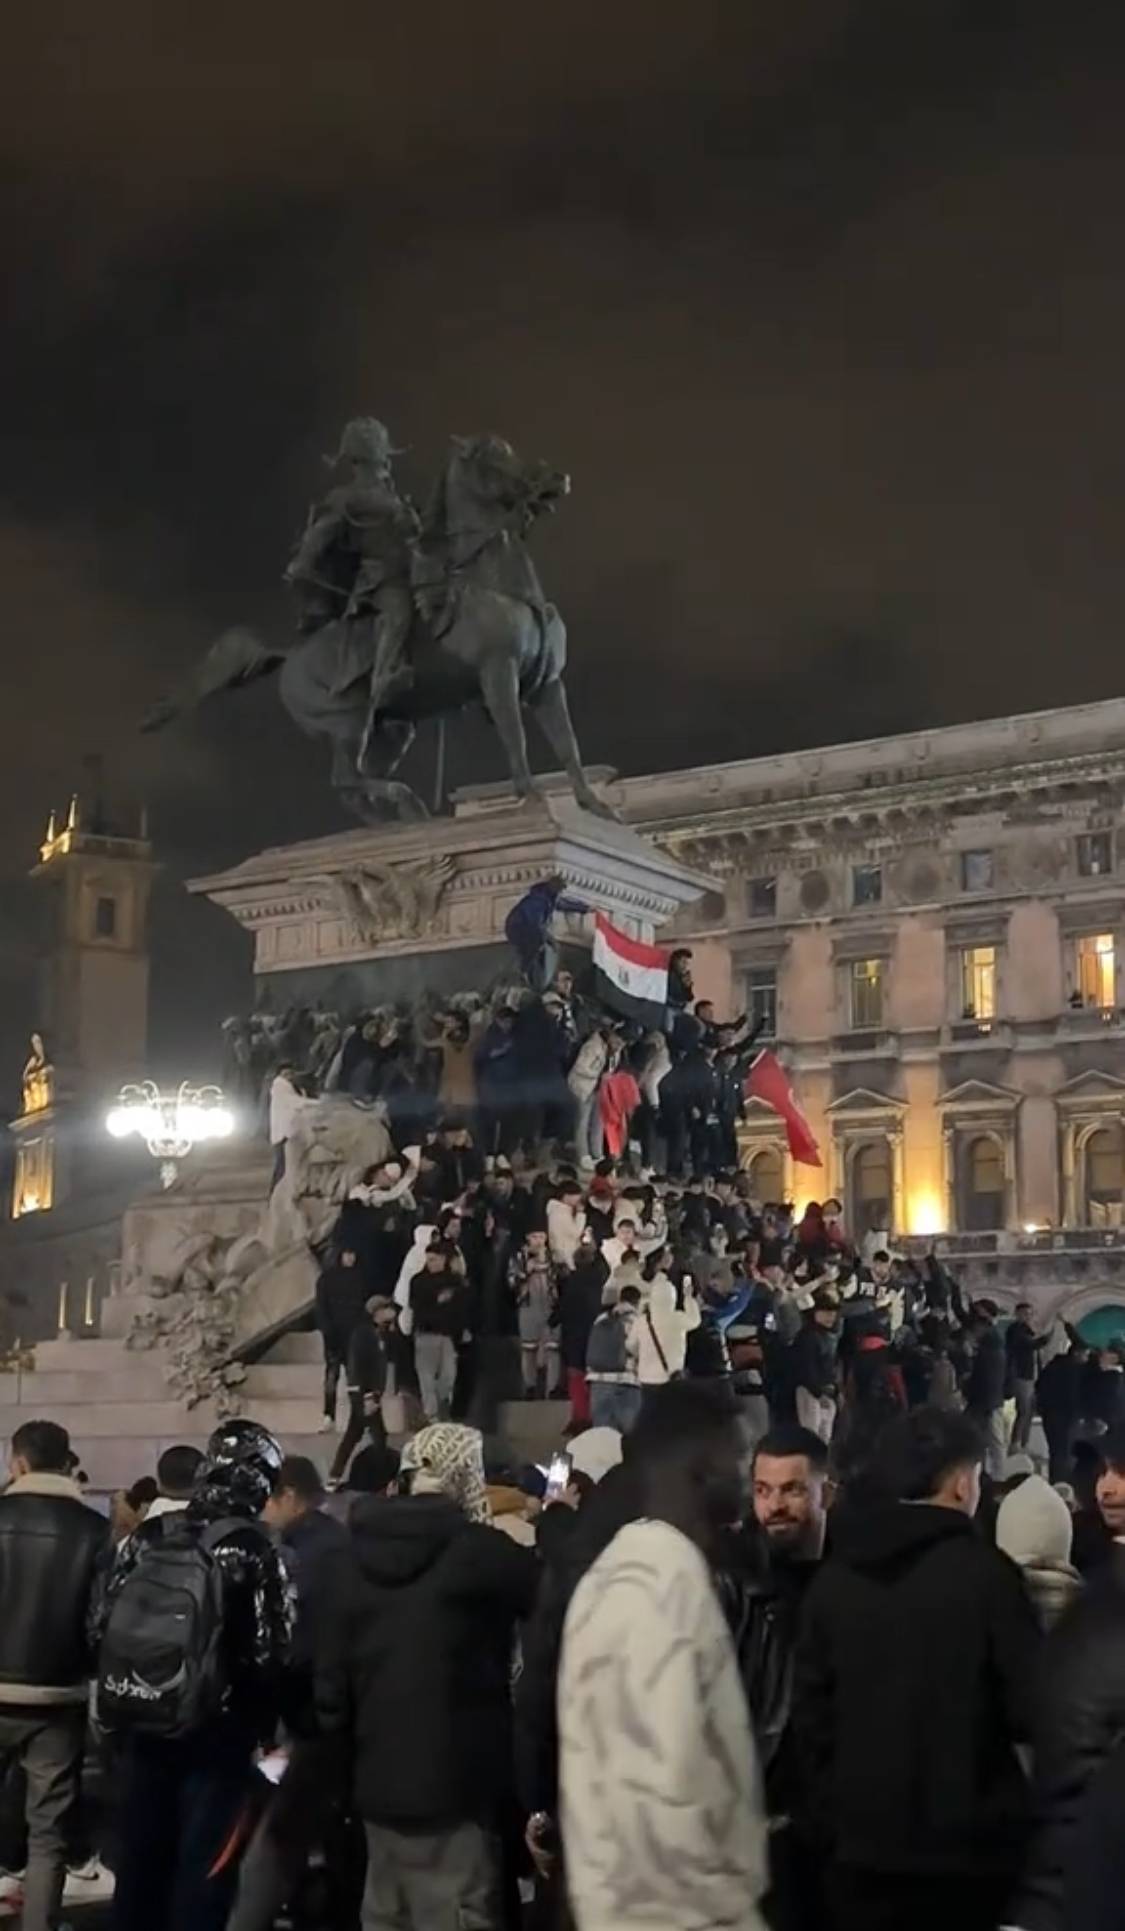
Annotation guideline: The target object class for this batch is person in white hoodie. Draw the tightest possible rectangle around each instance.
[636,1249,701,1389]
[559,1383,769,1931]
[393,1221,437,1335]
[547,1183,587,1270]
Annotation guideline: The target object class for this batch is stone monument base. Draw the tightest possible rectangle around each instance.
[0,790,718,1483]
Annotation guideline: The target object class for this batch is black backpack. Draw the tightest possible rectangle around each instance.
[96,1516,245,1738]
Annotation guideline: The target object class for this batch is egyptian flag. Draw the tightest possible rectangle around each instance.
[746,1049,823,1166]
[592,913,670,1026]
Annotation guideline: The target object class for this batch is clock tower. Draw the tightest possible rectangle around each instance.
[10,775,156,1217]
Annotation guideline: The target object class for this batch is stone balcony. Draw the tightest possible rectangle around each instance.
[896,1225,1125,1315]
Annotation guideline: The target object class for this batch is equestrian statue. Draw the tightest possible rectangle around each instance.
[143,418,612,822]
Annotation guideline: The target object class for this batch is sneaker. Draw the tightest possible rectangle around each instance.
[64,1855,114,1904]
[317,1416,335,1434]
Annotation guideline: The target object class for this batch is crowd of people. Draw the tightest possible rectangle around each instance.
[265,935,767,1177]
[6,1356,1125,1931]
[7,937,1125,1930]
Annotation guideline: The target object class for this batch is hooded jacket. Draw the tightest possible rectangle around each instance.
[316,1493,537,1826]
[1012,1548,1125,1931]
[635,1274,701,1384]
[556,1254,609,1369]
[793,1499,1037,1877]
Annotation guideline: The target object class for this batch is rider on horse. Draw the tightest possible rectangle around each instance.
[284,416,420,727]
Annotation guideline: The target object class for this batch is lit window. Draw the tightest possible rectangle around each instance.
[960,945,997,1021]
[850,958,884,1028]
[12,1134,54,1218]
[748,877,777,918]
[746,968,777,1037]
[961,850,994,892]
[852,864,882,907]
[1078,832,1113,878]
[1077,933,1116,1010]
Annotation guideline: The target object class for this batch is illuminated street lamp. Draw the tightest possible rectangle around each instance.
[106,1080,235,1188]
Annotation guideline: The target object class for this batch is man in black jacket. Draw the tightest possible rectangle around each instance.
[317,1422,537,1929]
[412,1240,470,1419]
[1006,1300,1050,1451]
[965,1298,1009,1480]
[555,1231,608,1430]
[793,1406,1038,1931]
[721,1425,829,1931]
[0,1419,107,1931]
[228,1457,353,1931]
[1013,1424,1125,1931]
[1037,1339,1089,1484]
[327,1295,408,1485]
[314,1246,367,1431]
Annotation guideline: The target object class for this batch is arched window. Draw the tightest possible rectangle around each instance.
[748,1146,784,1205]
[1085,1126,1124,1229]
[850,1139,891,1234]
[965,1134,1004,1231]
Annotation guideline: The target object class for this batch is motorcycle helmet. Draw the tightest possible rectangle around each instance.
[198,1419,284,1516]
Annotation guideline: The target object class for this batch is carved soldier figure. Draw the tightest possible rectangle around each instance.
[284,417,420,728]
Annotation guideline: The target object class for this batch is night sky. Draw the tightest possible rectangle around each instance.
[2,1,1124,1078]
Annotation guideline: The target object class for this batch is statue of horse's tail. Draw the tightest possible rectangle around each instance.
[140,627,286,732]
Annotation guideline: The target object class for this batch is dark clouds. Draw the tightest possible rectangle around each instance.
[1,0,1124,1070]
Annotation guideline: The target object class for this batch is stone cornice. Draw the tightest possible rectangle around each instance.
[630,743,1125,868]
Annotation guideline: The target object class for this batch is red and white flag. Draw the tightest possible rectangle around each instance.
[745,1049,822,1166]
[591,913,670,1027]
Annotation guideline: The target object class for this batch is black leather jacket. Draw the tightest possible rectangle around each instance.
[0,1474,109,1699]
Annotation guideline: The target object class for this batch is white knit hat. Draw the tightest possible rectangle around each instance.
[996,1474,1074,1568]
[569,1427,624,1486]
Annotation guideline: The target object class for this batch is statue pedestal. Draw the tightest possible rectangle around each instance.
[190,790,716,1008]
[0,796,722,1488]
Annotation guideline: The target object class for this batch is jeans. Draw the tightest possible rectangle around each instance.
[112,1722,257,1931]
[415,1332,458,1419]
[0,1703,85,1931]
[572,1091,604,1165]
[589,1382,642,1432]
[1012,1377,1036,1451]
[362,1818,502,1931]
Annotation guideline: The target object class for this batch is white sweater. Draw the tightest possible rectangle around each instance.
[559,1518,769,1931]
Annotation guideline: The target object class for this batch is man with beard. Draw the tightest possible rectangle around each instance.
[721,1427,829,1931]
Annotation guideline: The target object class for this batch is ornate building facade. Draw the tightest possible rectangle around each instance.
[616,696,1125,1329]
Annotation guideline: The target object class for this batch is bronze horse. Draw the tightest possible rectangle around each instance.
[144,434,611,822]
